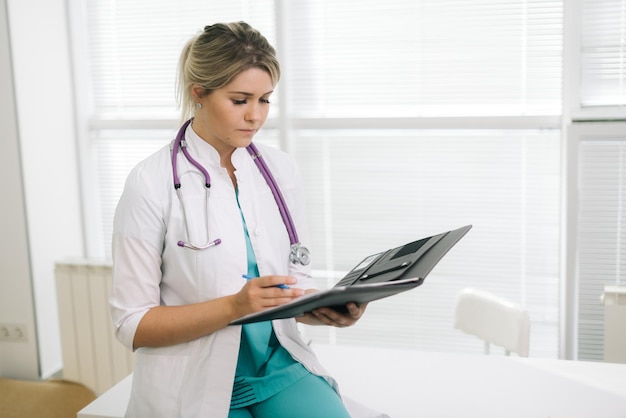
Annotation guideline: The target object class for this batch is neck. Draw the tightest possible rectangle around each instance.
[221,150,237,189]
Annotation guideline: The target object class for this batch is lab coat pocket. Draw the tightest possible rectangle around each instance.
[126,344,190,418]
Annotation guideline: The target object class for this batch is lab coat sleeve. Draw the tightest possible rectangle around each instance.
[110,155,168,351]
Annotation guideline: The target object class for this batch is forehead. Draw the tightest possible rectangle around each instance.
[223,67,274,93]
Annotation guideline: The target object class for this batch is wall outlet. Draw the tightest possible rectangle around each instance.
[0,323,28,342]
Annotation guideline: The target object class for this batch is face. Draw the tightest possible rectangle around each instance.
[191,67,274,159]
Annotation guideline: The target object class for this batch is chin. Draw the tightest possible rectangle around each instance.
[232,135,256,148]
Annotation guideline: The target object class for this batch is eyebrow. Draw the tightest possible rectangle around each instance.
[228,90,274,96]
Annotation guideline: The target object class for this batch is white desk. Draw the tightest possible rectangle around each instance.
[79,345,626,418]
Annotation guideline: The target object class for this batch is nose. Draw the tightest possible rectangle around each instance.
[244,102,263,122]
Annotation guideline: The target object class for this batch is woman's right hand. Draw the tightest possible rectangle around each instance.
[232,275,305,318]
[133,276,305,349]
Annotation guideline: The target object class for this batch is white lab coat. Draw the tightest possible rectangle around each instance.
[110,125,337,417]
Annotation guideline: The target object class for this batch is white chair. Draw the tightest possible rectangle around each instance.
[454,288,530,357]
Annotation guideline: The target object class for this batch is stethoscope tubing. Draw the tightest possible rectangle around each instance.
[171,119,303,254]
[245,143,299,245]
[172,119,211,189]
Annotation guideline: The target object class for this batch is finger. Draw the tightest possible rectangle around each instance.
[245,277,297,295]
[257,288,304,308]
[311,309,336,326]
[257,275,298,289]
[312,308,351,327]
[346,302,367,318]
[262,286,304,298]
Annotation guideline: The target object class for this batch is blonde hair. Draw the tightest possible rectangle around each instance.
[176,21,280,123]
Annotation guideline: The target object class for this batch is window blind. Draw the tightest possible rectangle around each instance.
[75,0,563,357]
[283,0,563,117]
[296,129,561,356]
[577,137,626,360]
[85,0,276,119]
[581,0,626,107]
[575,0,626,361]
[282,0,562,356]
[82,0,278,254]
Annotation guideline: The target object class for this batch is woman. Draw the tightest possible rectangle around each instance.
[110,22,368,418]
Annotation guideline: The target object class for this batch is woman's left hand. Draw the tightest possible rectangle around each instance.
[297,300,368,328]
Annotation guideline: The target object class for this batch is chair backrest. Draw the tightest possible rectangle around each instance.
[454,288,530,357]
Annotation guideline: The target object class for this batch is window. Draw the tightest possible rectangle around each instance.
[297,129,560,355]
[84,0,276,120]
[566,0,626,361]
[72,0,563,357]
[571,126,626,361]
[284,1,562,118]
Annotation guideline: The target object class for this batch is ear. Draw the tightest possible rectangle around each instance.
[191,84,206,100]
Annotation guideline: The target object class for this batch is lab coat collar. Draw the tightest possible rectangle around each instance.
[184,123,221,167]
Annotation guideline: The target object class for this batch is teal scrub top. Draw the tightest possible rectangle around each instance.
[230,190,309,409]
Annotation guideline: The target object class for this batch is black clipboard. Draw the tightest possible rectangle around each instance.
[230,224,472,325]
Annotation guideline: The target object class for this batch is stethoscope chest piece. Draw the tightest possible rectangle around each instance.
[290,243,311,266]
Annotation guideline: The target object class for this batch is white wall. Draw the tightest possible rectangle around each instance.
[0,0,38,379]
[0,0,84,380]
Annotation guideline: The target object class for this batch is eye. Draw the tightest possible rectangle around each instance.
[232,99,247,105]
[260,97,271,104]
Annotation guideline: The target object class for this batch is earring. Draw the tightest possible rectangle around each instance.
[195,103,202,109]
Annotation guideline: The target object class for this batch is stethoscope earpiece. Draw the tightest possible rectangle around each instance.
[177,239,222,250]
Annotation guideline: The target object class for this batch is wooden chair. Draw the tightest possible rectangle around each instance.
[0,377,96,418]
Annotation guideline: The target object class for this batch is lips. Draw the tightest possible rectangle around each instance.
[238,129,257,135]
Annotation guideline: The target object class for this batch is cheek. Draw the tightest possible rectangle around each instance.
[210,106,238,127]
[257,106,270,123]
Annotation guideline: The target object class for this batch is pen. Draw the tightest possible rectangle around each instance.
[242,274,290,289]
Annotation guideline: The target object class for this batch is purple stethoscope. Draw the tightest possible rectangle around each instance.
[170,119,310,265]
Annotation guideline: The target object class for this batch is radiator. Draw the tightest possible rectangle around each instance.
[603,285,626,363]
[55,260,134,394]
